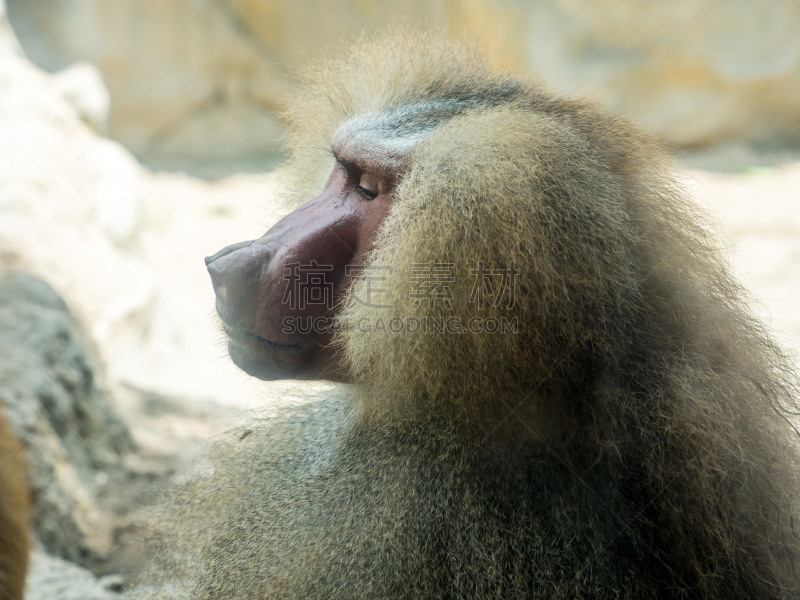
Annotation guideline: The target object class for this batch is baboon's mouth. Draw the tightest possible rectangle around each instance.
[221,322,301,351]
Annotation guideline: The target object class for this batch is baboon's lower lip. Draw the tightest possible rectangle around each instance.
[221,322,301,351]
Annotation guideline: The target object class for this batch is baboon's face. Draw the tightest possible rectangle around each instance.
[208,97,500,382]
[206,160,396,382]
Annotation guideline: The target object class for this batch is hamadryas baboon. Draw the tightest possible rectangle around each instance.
[171,30,800,599]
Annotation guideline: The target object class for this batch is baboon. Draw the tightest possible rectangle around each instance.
[0,411,29,600]
[187,31,800,599]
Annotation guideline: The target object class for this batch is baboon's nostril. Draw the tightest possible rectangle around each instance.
[207,261,222,288]
[205,240,257,301]
[206,262,229,302]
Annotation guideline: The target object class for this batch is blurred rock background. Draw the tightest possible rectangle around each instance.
[0,0,797,597]
[6,0,800,176]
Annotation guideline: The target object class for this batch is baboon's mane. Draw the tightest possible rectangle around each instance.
[155,31,800,599]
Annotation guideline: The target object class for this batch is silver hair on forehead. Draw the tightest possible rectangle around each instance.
[332,95,515,166]
[332,99,464,164]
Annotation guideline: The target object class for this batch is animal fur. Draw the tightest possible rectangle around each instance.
[0,411,29,600]
[157,30,800,599]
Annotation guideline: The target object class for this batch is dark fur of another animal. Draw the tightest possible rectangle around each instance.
[0,410,29,600]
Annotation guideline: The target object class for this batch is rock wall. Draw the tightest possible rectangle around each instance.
[0,272,134,566]
[6,0,800,168]
[0,0,154,363]
[0,0,316,411]
[0,0,19,56]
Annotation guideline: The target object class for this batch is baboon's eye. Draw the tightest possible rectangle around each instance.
[357,172,379,199]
